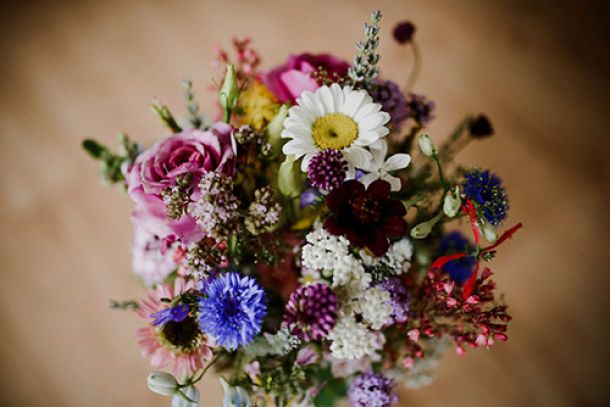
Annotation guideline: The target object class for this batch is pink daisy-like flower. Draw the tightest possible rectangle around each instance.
[136,278,213,376]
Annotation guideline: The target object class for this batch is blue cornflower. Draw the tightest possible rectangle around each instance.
[198,272,267,351]
[463,169,509,225]
[151,304,190,327]
[438,231,477,284]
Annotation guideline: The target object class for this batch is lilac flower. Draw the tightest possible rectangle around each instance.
[283,283,338,341]
[300,189,321,208]
[376,278,410,324]
[406,93,435,126]
[370,80,408,128]
[151,304,190,327]
[198,272,267,350]
[348,372,398,407]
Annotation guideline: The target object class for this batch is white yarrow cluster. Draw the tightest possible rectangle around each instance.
[360,237,413,275]
[302,229,368,287]
[358,287,393,330]
[328,315,382,360]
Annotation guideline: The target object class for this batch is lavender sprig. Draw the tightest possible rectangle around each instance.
[348,10,382,89]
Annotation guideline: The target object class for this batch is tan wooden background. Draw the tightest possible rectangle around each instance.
[1,0,609,405]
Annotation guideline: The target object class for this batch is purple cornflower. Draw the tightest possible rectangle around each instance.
[463,169,509,226]
[406,93,435,126]
[283,283,338,341]
[348,372,398,407]
[370,80,408,128]
[307,149,348,191]
[198,272,267,351]
[393,21,416,45]
[376,278,410,324]
[151,304,190,327]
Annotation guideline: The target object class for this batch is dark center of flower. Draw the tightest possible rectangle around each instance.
[160,316,201,351]
[350,195,382,224]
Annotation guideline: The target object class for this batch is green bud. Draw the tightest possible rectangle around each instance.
[147,372,178,396]
[278,155,304,198]
[410,211,444,239]
[481,221,498,243]
[443,186,461,218]
[265,104,289,158]
[219,64,239,122]
[418,134,437,157]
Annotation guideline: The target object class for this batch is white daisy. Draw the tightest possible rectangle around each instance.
[360,139,411,191]
[281,83,391,176]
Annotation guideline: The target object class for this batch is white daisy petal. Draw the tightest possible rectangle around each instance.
[319,86,335,114]
[283,139,315,157]
[385,153,411,172]
[340,90,367,117]
[353,103,382,123]
[301,151,317,171]
[330,83,345,112]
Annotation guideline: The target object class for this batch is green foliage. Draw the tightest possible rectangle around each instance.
[313,367,347,407]
[82,133,140,185]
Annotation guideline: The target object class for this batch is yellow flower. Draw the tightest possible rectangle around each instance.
[238,81,280,130]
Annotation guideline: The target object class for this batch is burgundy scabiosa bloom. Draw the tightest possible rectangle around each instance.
[469,114,494,138]
[283,283,338,341]
[307,149,348,191]
[324,180,407,257]
[393,21,416,45]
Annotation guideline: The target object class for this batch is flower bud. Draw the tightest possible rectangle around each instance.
[219,64,239,118]
[172,385,200,407]
[410,212,443,239]
[418,134,437,157]
[265,104,289,157]
[443,186,461,218]
[147,372,178,396]
[481,222,498,243]
[278,155,304,198]
[220,378,251,407]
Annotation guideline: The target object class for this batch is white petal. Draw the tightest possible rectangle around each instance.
[283,139,314,156]
[359,114,387,134]
[330,83,345,113]
[340,90,367,117]
[360,172,379,187]
[300,91,325,118]
[290,106,315,126]
[384,153,411,171]
[353,103,381,123]
[343,145,372,169]
[301,151,317,171]
[318,86,335,115]
[383,174,403,191]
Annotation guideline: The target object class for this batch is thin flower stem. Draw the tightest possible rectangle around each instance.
[405,40,422,93]
[188,353,221,385]
[433,155,448,188]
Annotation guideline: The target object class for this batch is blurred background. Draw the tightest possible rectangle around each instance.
[1,0,609,405]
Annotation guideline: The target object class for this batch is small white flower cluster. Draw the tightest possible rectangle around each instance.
[245,327,301,358]
[360,237,413,275]
[301,229,369,288]
[328,315,381,360]
[358,287,393,330]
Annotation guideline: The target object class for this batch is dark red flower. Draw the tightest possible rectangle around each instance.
[324,179,407,256]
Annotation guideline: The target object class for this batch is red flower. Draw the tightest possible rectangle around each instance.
[324,179,407,256]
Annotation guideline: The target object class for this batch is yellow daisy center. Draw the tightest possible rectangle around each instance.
[311,113,358,150]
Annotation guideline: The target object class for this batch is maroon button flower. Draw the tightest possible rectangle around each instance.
[324,179,407,257]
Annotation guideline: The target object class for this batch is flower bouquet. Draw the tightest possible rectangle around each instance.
[83,10,521,407]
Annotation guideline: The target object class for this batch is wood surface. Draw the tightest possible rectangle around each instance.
[1,0,609,405]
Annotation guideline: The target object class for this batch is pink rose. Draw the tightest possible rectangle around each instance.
[126,123,236,244]
[264,53,349,103]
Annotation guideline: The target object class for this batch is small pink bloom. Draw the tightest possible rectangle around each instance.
[132,226,178,286]
[263,53,349,102]
[403,357,414,368]
[446,297,458,308]
[407,329,420,342]
[443,281,455,294]
[455,346,465,357]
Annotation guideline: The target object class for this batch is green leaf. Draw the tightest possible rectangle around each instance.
[82,139,107,159]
